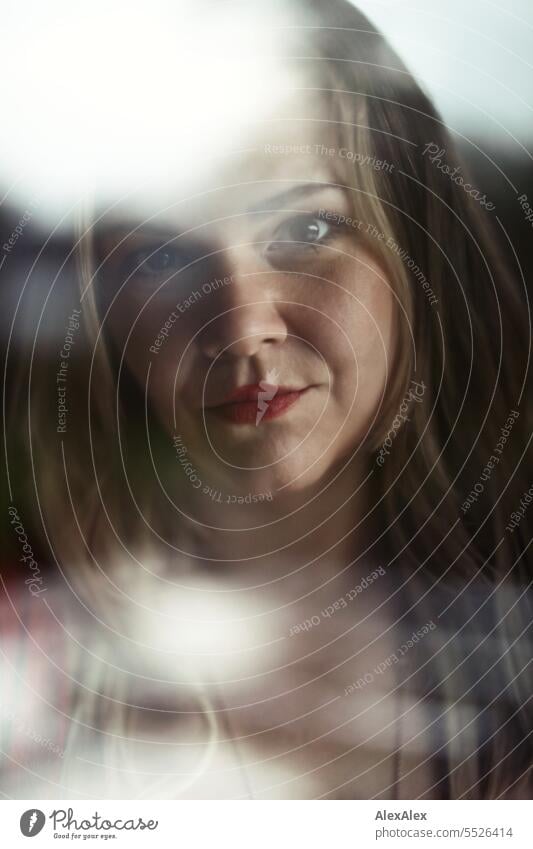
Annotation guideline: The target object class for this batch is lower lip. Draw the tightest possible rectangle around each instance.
[209,389,308,425]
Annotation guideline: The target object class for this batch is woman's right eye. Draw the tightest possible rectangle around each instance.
[122,244,185,278]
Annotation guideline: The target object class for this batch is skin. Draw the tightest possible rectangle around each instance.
[96,111,397,559]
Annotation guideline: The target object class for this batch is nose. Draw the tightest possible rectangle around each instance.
[199,251,289,360]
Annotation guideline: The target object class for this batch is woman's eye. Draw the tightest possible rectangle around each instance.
[124,245,184,277]
[267,215,332,251]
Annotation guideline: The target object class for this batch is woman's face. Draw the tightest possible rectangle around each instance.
[97,114,397,501]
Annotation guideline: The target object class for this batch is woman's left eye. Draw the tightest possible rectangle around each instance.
[267,215,332,250]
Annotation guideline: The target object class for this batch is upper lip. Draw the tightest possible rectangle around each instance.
[207,383,308,407]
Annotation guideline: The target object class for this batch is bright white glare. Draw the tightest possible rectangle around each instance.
[3,0,530,225]
[134,577,274,684]
[0,0,297,222]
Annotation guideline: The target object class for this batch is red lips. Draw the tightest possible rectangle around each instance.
[220,383,289,404]
[207,383,310,424]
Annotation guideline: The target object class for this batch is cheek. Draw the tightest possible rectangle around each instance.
[103,287,192,378]
[349,287,394,373]
[306,258,395,382]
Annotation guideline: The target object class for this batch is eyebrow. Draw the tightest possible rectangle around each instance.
[97,222,173,245]
[246,182,341,214]
[98,182,342,248]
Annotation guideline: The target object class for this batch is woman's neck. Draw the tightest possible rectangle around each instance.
[180,455,376,584]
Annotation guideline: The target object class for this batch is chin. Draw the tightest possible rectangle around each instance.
[251,456,333,499]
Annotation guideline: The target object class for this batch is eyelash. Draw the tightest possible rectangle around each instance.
[120,245,185,279]
[266,212,340,253]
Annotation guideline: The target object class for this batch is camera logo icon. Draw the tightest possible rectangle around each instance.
[20,809,46,837]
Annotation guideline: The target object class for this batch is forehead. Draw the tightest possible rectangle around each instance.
[97,90,351,234]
